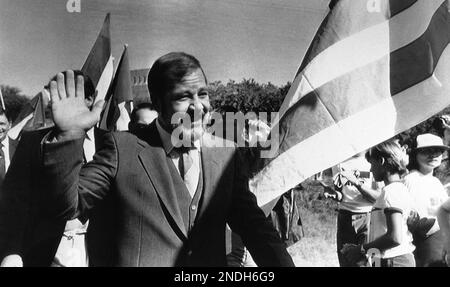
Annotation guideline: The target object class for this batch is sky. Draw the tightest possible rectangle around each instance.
[0,0,329,97]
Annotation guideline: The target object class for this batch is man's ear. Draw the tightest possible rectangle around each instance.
[85,95,95,110]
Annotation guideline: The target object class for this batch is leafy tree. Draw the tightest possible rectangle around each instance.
[0,85,30,123]
[209,79,291,121]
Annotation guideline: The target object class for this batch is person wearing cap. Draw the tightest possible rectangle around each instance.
[404,133,450,267]
[437,198,450,267]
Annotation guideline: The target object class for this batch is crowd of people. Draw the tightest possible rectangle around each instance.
[324,131,450,267]
[0,51,449,267]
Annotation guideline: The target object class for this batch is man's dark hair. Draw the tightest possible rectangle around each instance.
[147,52,207,113]
[130,102,156,124]
[0,109,11,122]
[46,70,96,100]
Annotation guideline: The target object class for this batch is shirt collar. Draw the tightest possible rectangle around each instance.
[1,136,9,148]
[156,118,200,155]
[85,128,94,141]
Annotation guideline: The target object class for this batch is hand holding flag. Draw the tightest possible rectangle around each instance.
[49,70,104,141]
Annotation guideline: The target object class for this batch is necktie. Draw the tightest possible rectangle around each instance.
[177,147,198,197]
[0,143,5,185]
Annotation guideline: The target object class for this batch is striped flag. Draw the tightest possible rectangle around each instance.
[8,92,53,140]
[82,13,114,104]
[250,0,450,208]
[9,13,113,139]
[99,45,133,131]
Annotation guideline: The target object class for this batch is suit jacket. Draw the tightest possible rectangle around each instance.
[8,137,18,162]
[43,121,294,267]
[0,128,102,266]
[0,128,67,266]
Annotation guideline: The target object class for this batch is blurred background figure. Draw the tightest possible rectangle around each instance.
[0,109,17,190]
[128,103,158,134]
[227,118,303,267]
[322,151,382,267]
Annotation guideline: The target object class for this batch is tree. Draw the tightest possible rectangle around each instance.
[209,78,291,121]
[0,85,30,123]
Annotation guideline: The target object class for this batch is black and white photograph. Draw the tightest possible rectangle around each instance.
[0,0,449,274]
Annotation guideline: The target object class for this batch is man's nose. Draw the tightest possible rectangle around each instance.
[189,95,203,111]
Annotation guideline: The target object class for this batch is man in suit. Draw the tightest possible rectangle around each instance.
[41,52,294,266]
[0,110,17,189]
[0,71,96,267]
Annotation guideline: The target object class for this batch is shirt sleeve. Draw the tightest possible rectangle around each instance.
[383,184,409,214]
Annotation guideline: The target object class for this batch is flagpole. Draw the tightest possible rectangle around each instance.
[0,87,5,111]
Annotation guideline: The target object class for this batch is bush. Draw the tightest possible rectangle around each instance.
[0,85,30,122]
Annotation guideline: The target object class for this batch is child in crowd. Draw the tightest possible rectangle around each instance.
[341,140,415,267]
[404,133,449,267]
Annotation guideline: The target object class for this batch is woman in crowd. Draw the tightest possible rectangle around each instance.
[404,133,449,267]
[437,199,450,266]
[341,140,415,267]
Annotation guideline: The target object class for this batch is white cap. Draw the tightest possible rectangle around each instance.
[415,133,449,150]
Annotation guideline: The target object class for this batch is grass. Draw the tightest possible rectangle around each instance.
[287,178,340,267]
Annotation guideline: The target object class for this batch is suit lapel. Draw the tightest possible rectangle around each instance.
[137,124,188,239]
[8,137,18,161]
[197,137,221,220]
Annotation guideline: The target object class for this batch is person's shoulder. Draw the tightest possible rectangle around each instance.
[383,182,411,206]
[403,170,421,182]
[106,131,144,146]
[384,181,408,193]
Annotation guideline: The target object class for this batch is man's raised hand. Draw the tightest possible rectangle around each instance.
[49,70,104,141]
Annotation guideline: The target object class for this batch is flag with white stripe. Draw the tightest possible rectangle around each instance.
[251,0,450,208]
[82,13,114,105]
[99,45,133,131]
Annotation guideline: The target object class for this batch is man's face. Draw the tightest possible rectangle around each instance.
[0,114,11,142]
[160,68,211,142]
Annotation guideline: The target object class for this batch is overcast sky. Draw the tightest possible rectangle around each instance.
[0,0,329,97]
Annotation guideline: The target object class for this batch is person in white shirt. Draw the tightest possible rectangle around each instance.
[322,152,382,267]
[404,133,449,267]
[341,140,415,267]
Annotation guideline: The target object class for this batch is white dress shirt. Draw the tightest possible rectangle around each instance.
[156,120,200,197]
[1,136,11,172]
